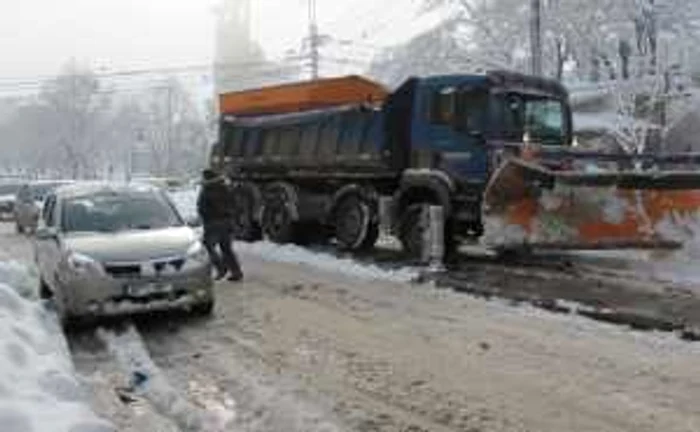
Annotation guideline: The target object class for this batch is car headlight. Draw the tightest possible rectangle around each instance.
[186,241,209,264]
[66,252,102,274]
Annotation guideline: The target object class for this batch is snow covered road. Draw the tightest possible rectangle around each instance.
[3,221,700,431]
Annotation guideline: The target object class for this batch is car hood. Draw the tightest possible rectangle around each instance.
[63,226,199,263]
[0,194,14,203]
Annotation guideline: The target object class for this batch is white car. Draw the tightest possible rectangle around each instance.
[0,182,21,221]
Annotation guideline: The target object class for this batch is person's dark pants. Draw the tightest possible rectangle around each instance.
[203,221,242,279]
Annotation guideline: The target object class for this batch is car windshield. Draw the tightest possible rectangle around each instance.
[61,190,183,233]
[498,93,567,145]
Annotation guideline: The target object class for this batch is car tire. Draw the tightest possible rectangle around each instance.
[191,300,215,317]
[39,279,52,300]
[16,224,23,234]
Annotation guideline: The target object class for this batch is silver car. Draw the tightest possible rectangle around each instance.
[34,182,214,327]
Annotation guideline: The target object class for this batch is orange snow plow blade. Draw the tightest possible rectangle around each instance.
[482,158,700,250]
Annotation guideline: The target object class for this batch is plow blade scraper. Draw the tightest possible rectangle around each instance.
[482,158,700,251]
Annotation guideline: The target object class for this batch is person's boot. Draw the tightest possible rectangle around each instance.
[214,268,227,281]
[227,269,243,282]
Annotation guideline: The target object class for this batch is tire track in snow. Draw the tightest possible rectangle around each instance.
[96,324,236,432]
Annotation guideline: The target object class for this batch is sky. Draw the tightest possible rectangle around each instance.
[0,0,428,83]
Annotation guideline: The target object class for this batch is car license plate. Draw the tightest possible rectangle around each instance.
[126,283,173,297]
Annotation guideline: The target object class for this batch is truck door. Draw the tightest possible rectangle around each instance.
[427,86,490,184]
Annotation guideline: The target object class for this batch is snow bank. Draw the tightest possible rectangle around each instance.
[0,261,115,432]
[639,212,700,286]
[169,187,419,283]
[0,260,38,299]
[235,241,420,283]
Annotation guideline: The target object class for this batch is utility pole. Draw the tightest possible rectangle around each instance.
[308,0,319,79]
[165,85,173,176]
[530,0,542,76]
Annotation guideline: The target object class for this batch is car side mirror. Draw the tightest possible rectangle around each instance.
[36,227,58,240]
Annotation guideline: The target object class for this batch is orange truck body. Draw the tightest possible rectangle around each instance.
[218,75,390,116]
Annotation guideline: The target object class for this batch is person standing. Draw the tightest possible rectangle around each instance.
[197,169,243,281]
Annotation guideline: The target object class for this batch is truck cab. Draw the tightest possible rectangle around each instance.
[388,71,573,255]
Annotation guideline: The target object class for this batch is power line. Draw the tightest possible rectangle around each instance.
[0,56,309,88]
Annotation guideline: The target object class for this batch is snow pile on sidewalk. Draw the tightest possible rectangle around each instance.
[0,261,115,432]
[0,260,38,299]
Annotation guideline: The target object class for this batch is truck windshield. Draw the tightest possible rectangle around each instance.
[498,93,567,145]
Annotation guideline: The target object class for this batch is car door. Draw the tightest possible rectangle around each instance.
[35,194,61,288]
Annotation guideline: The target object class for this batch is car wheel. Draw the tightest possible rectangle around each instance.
[39,279,52,300]
[191,300,215,317]
[16,224,23,234]
[60,314,88,333]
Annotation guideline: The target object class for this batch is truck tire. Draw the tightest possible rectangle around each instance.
[334,196,376,251]
[398,204,425,259]
[261,199,297,244]
[231,188,262,242]
[361,221,379,251]
[399,204,458,262]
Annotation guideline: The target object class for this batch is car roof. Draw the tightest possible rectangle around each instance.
[54,181,163,199]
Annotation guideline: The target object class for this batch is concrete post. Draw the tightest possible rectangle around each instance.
[421,205,445,271]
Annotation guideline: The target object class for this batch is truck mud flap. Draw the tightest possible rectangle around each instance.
[481,158,700,250]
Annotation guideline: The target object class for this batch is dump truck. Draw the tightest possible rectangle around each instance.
[209,71,700,258]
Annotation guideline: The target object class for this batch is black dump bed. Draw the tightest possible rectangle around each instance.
[218,104,396,179]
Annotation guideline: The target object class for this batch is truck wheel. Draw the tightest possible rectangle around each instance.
[400,204,458,263]
[399,204,425,259]
[334,196,375,251]
[361,221,379,251]
[231,189,261,241]
[261,200,297,244]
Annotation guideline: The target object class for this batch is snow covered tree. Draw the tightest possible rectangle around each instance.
[136,79,210,177]
[31,62,112,179]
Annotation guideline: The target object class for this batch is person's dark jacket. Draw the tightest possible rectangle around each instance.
[197,177,232,225]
